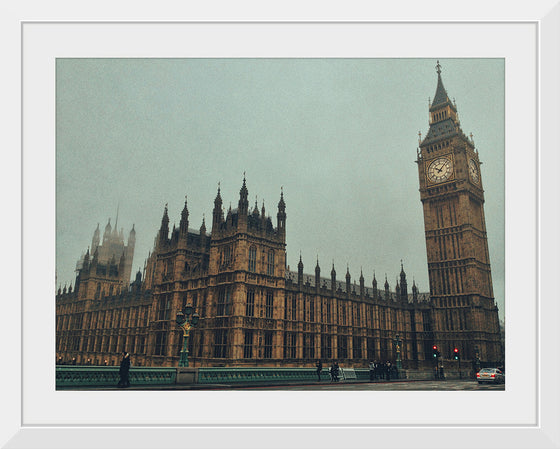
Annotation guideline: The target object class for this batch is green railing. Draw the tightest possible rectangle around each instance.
[56,366,372,388]
[354,368,371,381]
[197,367,370,384]
[56,366,176,388]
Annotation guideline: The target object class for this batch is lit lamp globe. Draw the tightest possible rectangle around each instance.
[176,311,185,325]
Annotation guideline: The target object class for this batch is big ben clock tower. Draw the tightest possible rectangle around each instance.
[417,62,503,366]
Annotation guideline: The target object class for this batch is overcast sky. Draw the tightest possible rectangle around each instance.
[56,58,505,320]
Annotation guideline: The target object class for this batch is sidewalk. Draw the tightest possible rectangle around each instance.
[57,377,420,391]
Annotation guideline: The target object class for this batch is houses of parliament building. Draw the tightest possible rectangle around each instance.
[56,64,504,371]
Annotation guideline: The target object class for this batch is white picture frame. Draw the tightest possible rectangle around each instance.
[3,1,559,448]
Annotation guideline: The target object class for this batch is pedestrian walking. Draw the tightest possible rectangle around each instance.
[333,361,340,382]
[371,360,378,380]
[118,351,131,388]
[385,361,392,381]
[316,360,323,382]
[330,361,339,382]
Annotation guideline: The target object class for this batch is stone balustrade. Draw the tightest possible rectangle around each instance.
[56,366,176,388]
[56,365,374,388]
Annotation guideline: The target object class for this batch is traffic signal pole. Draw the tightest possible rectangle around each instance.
[432,345,444,380]
[453,348,461,379]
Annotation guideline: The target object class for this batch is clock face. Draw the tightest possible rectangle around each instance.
[427,157,453,183]
[469,159,480,184]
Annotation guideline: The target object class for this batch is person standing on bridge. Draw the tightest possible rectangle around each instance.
[330,361,340,382]
[316,360,323,382]
[118,351,131,388]
[369,361,375,381]
[385,361,391,381]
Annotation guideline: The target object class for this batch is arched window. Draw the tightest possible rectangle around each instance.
[248,246,257,272]
[217,287,231,316]
[243,330,254,359]
[265,290,274,319]
[246,289,255,317]
[267,250,275,275]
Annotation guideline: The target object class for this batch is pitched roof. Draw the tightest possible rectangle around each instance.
[431,73,450,107]
[422,118,458,145]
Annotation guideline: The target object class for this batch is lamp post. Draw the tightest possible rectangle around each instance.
[176,305,199,367]
[394,334,403,372]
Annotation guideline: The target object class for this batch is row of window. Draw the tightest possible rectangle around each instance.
[57,306,150,331]
[430,266,467,296]
[245,289,274,318]
[243,330,273,358]
[94,282,116,299]
[425,140,451,154]
[57,334,147,355]
[441,308,470,331]
[62,330,414,361]
[149,331,355,360]
[155,287,276,321]
[234,332,392,360]
[191,288,422,330]
[281,295,408,329]
[59,295,423,335]
[248,246,275,275]
[432,109,449,122]
[180,291,207,317]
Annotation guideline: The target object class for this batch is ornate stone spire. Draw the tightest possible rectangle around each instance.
[180,195,189,235]
[239,174,249,215]
[213,183,223,229]
[431,60,454,110]
[315,256,321,288]
[200,214,206,236]
[277,187,286,235]
[159,203,169,245]
[298,253,304,285]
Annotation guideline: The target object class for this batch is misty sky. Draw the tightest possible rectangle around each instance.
[56,58,505,320]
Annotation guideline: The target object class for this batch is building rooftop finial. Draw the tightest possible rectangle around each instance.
[436,60,442,75]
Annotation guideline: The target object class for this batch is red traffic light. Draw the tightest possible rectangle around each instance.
[433,345,437,350]
[454,348,459,353]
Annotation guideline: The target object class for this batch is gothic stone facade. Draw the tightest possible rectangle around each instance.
[56,66,503,370]
[56,185,435,369]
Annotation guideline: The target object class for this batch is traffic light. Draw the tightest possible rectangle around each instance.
[453,348,460,360]
[432,345,439,358]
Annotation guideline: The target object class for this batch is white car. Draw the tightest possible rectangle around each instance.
[476,368,505,384]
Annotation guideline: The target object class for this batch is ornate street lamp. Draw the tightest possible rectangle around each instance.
[176,305,199,367]
[394,334,403,371]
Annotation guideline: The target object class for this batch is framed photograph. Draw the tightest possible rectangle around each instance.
[3,2,559,448]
